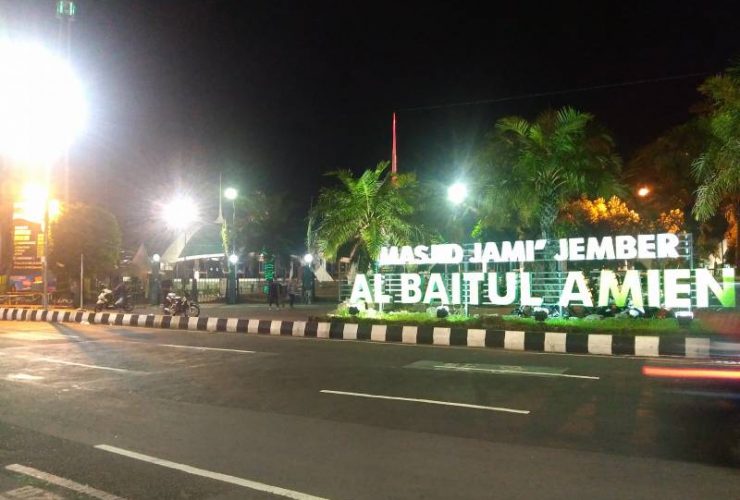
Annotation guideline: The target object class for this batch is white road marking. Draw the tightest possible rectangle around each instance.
[28,357,137,374]
[94,445,329,500]
[157,344,256,354]
[5,464,126,500]
[431,364,600,380]
[6,373,44,382]
[0,485,64,499]
[320,389,530,415]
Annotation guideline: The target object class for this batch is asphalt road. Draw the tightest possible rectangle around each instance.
[0,321,738,499]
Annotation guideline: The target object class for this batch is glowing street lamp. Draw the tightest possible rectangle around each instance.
[162,196,199,232]
[224,187,238,201]
[637,186,650,198]
[0,41,86,164]
[447,182,468,205]
[303,253,314,265]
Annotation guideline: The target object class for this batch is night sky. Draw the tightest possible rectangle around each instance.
[2,0,739,250]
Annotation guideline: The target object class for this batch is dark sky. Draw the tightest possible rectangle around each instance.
[2,0,739,249]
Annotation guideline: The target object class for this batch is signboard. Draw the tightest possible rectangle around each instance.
[350,233,737,309]
[11,201,43,272]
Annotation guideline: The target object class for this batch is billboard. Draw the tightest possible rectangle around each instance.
[11,200,43,272]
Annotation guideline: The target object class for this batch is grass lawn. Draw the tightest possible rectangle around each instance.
[325,310,718,336]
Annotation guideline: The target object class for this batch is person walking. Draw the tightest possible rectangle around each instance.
[267,278,280,309]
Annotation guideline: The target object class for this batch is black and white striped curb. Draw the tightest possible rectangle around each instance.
[0,307,714,358]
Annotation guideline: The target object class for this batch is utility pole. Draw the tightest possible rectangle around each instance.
[56,1,76,203]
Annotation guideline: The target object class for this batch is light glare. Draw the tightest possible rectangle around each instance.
[162,196,199,230]
[447,182,468,205]
[0,41,86,163]
[224,187,238,200]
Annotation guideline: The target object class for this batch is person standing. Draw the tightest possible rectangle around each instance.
[287,279,297,308]
[267,278,280,309]
[302,266,315,305]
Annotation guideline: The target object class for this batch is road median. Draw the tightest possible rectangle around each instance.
[0,307,719,359]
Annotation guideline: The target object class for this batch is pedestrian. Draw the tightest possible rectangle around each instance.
[287,279,297,308]
[70,279,80,308]
[302,266,315,305]
[267,278,280,309]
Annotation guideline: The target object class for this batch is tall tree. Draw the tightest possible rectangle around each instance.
[309,161,421,270]
[624,121,707,219]
[49,203,122,279]
[692,64,740,268]
[477,107,623,239]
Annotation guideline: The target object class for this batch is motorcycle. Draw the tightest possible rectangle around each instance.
[162,292,200,317]
[94,288,134,313]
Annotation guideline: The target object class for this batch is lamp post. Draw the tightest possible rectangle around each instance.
[447,182,469,314]
[224,187,238,304]
[162,196,199,300]
[227,254,238,304]
[149,253,161,305]
[0,41,86,310]
[302,253,314,305]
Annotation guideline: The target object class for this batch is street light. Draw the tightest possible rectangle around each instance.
[447,182,468,205]
[303,253,314,265]
[161,196,199,299]
[150,253,161,305]
[162,196,199,231]
[0,41,85,164]
[637,186,650,197]
[0,41,86,309]
[224,188,239,304]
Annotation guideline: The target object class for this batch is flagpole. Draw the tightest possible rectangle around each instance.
[391,112,398,177]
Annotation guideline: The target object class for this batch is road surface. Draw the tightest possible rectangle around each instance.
[0,320,737,499]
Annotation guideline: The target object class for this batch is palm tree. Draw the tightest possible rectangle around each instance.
[309,161,420,270]
[478,107,623,240]
[692,65,740,268]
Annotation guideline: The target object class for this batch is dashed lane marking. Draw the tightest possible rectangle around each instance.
[320,389,531,414]
[156,344,256,354]
[0,485,64,499]
[408,361,600,380]
[5,464,126,500]
[94,445,329,500]
[5,373,44,382]
[25,357,141,374]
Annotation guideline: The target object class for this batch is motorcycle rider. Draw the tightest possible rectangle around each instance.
[113,280,127,307]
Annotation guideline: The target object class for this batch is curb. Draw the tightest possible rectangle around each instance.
[0,307,715,359]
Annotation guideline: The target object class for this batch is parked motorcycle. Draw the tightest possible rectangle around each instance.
[162,292,200,317]
[94,288,134,313]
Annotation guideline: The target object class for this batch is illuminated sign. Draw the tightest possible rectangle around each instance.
[378,234,681,265]
[352,234,736,309]
[12,201,42,272]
